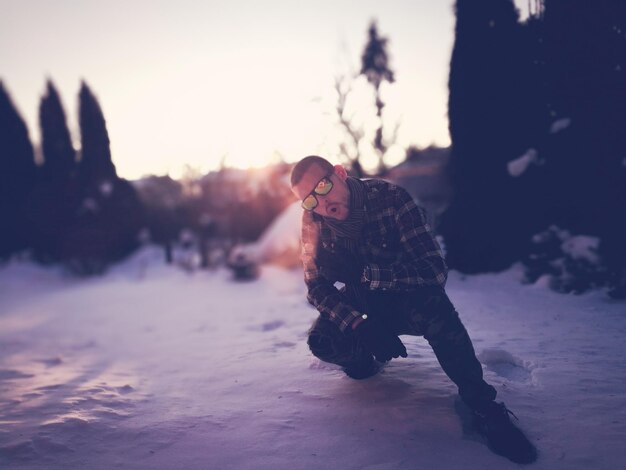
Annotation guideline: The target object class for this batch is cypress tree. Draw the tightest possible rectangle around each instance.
[0,81,37,258]
[27,80,82,263]
[541,0,626,226]
[78,81,117,184]
[39,80,76,181]
[537,0,626,295]
[64,81,143,273]
[441,0,531,272]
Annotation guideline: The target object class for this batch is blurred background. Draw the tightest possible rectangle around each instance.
[1,0,624,296]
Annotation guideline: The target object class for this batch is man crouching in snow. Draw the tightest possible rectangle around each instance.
[290,155,537,464]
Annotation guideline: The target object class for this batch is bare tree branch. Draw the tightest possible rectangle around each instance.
[334,74,365,176]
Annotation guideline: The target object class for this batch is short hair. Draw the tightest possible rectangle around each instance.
[290,155,334,187]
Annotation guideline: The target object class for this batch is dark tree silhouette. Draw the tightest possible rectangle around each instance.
[27,80,81,263]
[441,0,626,295]
[78,81,117,184]
[39,80,76,181]
[45,80,144,273]
[360,20,396,174]
[0,81,38,258]
[440,0,532,273]
[536,0,626,295]
[135,175,186,264]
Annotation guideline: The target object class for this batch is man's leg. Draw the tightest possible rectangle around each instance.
[378,289,537,463]
[401,288,497,411]
[307,316,377,379]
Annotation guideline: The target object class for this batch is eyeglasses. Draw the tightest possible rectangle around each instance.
[301,176,334,211]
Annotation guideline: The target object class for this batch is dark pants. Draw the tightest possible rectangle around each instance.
[307,287,497,411]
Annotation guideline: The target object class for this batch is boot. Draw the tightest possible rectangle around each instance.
[343,357,382,380]
[473,401,538,464]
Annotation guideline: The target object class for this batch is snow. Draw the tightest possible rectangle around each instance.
[99,180,113,197]
[80,198,99,213]
[507,148,539,177]
[255,201,302,260]
[550,118,571,134]
[560,235,600,264]
[1,251,625,469]
[229,201,302,267]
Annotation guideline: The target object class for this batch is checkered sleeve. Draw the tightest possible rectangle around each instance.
[300,212,363,332]
[367,187,448,290]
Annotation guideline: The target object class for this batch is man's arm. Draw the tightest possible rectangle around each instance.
[365,186,448,291]
[300,212,364,332]
[300,209,408,363]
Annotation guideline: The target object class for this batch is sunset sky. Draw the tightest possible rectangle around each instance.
[1,0,530,179]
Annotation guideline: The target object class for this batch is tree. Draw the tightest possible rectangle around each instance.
[442,0,626,295]
[334,74,366,177]
[440,0,532,273]
[27,80,81,263]
[360,20,396,174]
[0,81,38,258]
[536,0,626,295]
[55,81,144,273]
[135,175,186,264]
[78,81,117,184]
[39,80,76,181]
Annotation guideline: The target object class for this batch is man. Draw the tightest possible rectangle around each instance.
[290,155,537,464]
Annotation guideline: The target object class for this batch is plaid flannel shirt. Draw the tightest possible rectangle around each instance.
[300,178,448,332]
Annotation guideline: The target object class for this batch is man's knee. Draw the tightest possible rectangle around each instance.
[419,292,465,341]
[307,330,333,359]
[307,316,371,368]
[307,317,348,361]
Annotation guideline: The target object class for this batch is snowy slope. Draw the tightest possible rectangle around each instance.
[0,248,625,469]
[229,201,302,268]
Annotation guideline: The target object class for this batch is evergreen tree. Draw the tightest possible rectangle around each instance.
[0,81,37,258]
[536,0,626,295]
[441,0,532,272]
[61,81,144,273]
[360,20,395,174]
[39,80,76,181]
[441,0,625,292]
[27,80,83,263]
[78,81,117,184]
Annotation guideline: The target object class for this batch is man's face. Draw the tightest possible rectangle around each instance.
[292,163,350,220]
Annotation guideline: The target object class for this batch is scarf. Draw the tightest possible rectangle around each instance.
[324,177,366,241]
[324,177,369,311]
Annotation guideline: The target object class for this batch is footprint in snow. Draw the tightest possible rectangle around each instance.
[0,369,34,380]
[478,348,535,383]
[259,320,285,332]
[37,357,63,367]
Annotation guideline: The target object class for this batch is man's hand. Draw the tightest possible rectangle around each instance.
[353,315,407,362]
[315,248,363,284]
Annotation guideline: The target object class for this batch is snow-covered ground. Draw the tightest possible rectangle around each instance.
[1,247,625,469]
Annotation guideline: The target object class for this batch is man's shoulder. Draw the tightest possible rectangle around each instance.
[362,178,409,202]
[363,177,406,192]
